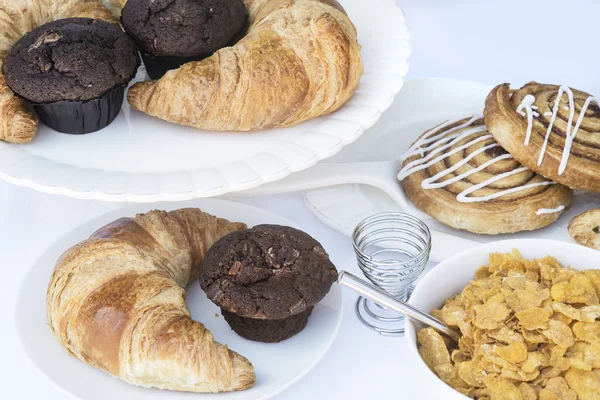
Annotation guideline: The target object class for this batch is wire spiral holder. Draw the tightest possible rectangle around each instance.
[352,213,432,336]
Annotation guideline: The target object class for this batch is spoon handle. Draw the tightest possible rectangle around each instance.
[338,270,460,342]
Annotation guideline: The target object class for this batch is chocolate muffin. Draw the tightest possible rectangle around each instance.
[199,225,338,343]
[121,0,248,79]
[2,18,140,134]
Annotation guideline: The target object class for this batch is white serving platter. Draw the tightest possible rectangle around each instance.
[15,198,342,400]
[0,0,410,202]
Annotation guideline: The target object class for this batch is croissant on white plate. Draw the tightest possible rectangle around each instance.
[0,0,117,143]
[46,208,256,393]
[127,0,364,131]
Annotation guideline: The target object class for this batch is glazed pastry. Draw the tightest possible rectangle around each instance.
[399,116,573,235]
[568,209,600,251]
[0,0,117,143]
[3,18,140,134]
[127,0,363,131]
[122,0,248,79]
[46,209,255,393]
[199,225,338,343]
[485,82,600,192]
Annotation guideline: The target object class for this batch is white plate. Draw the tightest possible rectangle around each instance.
[303,78,600,262]
[14,199,343,400]
[0,0,410,202]
[405,239,600,399]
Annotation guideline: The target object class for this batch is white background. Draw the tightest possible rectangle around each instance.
[1,0,599,398]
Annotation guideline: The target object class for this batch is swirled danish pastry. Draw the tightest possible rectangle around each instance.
[399,117,573,235]
[485,82,600,192]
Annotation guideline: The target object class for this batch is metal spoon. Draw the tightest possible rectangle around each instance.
[338,270,460,342]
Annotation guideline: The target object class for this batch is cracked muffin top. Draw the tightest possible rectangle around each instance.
[199,225,338,320]
[121,0,247,58]
[3,18,139,103]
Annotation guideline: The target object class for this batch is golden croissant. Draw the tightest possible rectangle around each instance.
[127,0,364,131]
[46,208,256,393]
[0,0,117,144]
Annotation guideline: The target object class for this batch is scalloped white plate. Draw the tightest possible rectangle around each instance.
[302,78,600,262]
[0,0,410,202]
[15,199,343,400]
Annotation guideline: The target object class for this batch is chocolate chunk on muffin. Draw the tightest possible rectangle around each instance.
[122,0,248,79]
[2,18,140,134]
[200,225,338,343]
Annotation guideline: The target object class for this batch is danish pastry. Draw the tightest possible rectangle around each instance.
[485,82,600,192]
[399,116,573,234]
[568,209,600,251]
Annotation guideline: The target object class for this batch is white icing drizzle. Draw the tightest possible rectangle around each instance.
[398,117,555,204]
[457,167,554,203]
[544,111,553,117]
[401,116,483,162]
[536,205,565,215]
[518,85,598,176]
[517,94,536,145]
[563,95,599,173]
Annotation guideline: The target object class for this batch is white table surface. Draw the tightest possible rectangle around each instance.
[2,0,599,398]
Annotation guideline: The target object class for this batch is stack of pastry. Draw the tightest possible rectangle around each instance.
[398,82,600,250]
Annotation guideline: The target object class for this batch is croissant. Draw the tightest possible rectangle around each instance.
[127,0,363,131]
[0,0,116,144]
[46,208,256,393]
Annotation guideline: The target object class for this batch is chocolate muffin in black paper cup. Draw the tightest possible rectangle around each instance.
[199,225,338,343]
[122,0,248,80]
[2,18,140,135]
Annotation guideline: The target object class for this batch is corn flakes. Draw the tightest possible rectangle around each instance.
[518,382,537,400]
[584,340,600,368]
[459,360,487,387]
[565,369,600,400]
[573,321,600,343]
[540,376,577,400]
[483,374,523,400]
[417,327,450,370]
[521,351,549,374]
[551,274,599,305]
[497,342,529,364]
[474,294,510,330]
[542,320,575,348]
[516,308,552,330]
[489,327,524,344]
[505,289,546,313]
[418,250,600,399]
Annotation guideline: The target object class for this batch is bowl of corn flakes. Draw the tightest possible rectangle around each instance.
[405,239,600,400]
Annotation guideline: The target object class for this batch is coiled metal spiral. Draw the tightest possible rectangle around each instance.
[352,213,431,336]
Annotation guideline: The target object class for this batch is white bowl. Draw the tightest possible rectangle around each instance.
[405,239,600,399]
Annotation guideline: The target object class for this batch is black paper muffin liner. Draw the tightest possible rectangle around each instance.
[221,307,314,343]
[28,85,126,135]
[140,52,206,80]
